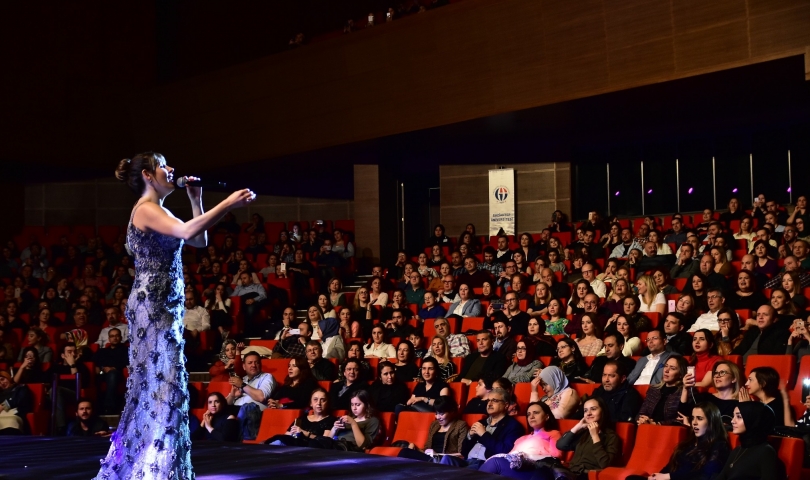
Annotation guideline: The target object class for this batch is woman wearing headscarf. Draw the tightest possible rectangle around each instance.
[208,339,245,382]
[529,366,580,419]
[714,402,785,480]
[316,314,345,360]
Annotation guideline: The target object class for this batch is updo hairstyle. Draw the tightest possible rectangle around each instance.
[115,152,165,195]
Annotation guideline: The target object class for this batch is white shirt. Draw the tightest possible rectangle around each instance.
[638,292,666,313]
[234,372,276,410]
[634,352,663,385]
[589,278,606,298]
[96,323,129,347]
[364,342,396,359]
[183,305,210,332]
[688,311,720,332]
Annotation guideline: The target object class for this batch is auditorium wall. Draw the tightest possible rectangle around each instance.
[440,163,571,235]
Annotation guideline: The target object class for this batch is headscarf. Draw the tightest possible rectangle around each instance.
[318,316,340,341]
[515,341,535,367]
[736,402,775,448]
[539,366,569,397]
[219,339,237,363]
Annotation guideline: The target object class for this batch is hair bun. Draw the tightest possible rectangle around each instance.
[115,158,131,182]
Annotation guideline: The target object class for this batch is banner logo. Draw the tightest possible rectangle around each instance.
[493,186,509,203]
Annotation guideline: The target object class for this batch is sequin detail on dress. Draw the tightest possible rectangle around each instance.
[95,219,193,480]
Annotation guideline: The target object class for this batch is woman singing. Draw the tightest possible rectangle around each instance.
[96,152,254,479]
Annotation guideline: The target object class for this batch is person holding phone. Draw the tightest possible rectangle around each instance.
[787,312,810,365]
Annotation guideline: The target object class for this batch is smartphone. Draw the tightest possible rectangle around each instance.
[289,328,301,335]
[667,300,676,313]
[686,366,696,378]
[386,12,392,18]
[279,263,286,274]
[794,319,804,331]
[803,379,810,401]
[491,302,504,311]
[229,371,238,378]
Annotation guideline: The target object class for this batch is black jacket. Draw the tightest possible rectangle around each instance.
[732,322,791,357]
[459,351,508,381]
[591,382,642,423]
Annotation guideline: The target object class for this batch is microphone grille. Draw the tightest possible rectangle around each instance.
[175,176,187,188]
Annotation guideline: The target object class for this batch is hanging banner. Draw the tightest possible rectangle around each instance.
[489,168,516,236]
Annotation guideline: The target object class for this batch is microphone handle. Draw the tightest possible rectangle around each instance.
[186,179,227,189]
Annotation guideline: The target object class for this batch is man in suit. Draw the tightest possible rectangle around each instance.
[627,329,678,385]
[491,315,517,362]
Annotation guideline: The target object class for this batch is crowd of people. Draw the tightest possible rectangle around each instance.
[2,193,810,477]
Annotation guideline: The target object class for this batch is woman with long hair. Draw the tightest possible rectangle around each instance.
[12,346,48,385]
[328,278,347,308]
[397,397,468,461]
[714,403,782,480]
[734,215,756,245]
[191,392,240,442]
[674,292,699,329]
[597,258,620,286]
[425,335,456,380]
[427,224,451,247]
[266,356,319,410]
[531,257,548,283]
[428,262,451,292]
[604,278,630,315]
[648,229,672,256]
[315,389,380,451]
[782,271,809,311]
[686,273,710,313]
[317,294,336,319]
[480,280,500,301]
[566,280,592,316]
[602,315,641,356]
[351,286,378,339]
[752,239,779,278]
[728,270,768,312]
[427,244,446,267]
[338,308,361,342]
[527,281,553,318]
[689,329,721,388]
[547,249,567,278]
[575,313,603,357]
[741,366,793,427]
[543,298,568,336]
[637,356,687,425]
[16,327,51,363]
[550,397,621,478]
[523,317,558,357]
[629,402,729,480]
[479,401,563,478]
[771,287,799,319]
[551,338,588,384]
[516,232,539,265]
[600,222,622,253]
[265,387,338,446]
[363,325,396,359]
[393,340,420,382]
[399,357,450,413]
[636,274,666,315]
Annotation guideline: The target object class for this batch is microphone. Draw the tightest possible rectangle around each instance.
[174,176,227,190]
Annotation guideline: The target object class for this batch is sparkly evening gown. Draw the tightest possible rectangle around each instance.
[96,210,193,480]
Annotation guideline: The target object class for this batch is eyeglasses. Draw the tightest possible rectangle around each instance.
[717,318,732,323]
[707,295,722,300]
[581,269,593,274]
[713,371,731,377]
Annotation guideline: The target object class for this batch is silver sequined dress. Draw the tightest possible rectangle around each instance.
[95,216,193,479]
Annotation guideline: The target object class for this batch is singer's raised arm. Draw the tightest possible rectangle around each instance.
[133,189,255,243]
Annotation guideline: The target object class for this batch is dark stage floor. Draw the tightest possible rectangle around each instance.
[0,437,501,479]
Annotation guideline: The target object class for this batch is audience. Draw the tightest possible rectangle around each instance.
[529,366,580,419]
[636,355,687,426]
[64,398,110,437]
[397,396,468,461]
[191,392,240,442]
[553,397,622,478]
[226,351,276,441]
[368,361,410,412]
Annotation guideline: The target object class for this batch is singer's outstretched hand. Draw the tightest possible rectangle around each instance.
[185,176,203,202]
[228,189,257,210]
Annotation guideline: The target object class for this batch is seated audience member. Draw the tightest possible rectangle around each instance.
[586,334,636,383]
[404,271,426,306]
[192,392,240,443]
[644,312,692,357]
[437,275,460,304]
[479,401,563,478]
[12,346,48,385]
[580,262,606,299]
[627,329,677,385]
[765,254,810,289]
[384,309,415,341]
[636,355,687,426]
[448,283,484,319]
[530,366,580,419]
[266,356,319,410]
[503,340,543,384]
[226,352,276,441]
[491,315,517,362]
[0,371,33,434]
[440,388,525,469]
[751,239,779,278]
[457,255,491,290]
[93,327,129,414]
[629,402,730,480]
[397,397,469,461]
[672,293,699,331]
[338,341,373,383]
[433,317,470,358]
[680,360,742,426]
[539,267,571,302]
[543,298,568,336]
[48,343,91,430]
[231,272,267,335]
[527,281,552,319]
[368,277,388,307]
[330,359,366,410]
[64,398,110,437]
[697,255,727,292]
[670,242,700,280]
[689,329,721,388]
[714,309,744,357]
[604,315,642,356]
[651,267,678,295]
[553,397,622,478]
[687,287,726,332]
[398,357,450,414]
[732,305,792,363]
[408,331,427,359]
[18,327,52,364]
[591,360,642,423]
[715,403,785,479]
[636,274,666,315]
[369,361,410,412]
[566,279,592,316]
[603,278,630,315]
[459,331,508,386]
[782,271,809,311]
[418,291,446,321]
[575,312,603,357]
[394,340,420,382]
[464,372,499,414]
[272,321,312,359]
[337,308,361,342]
[771,287,800,323]
[742,366,793,427]
[266,388,338,446]
[728,269,768,312]
[425,335,457,380]
[551,337,588,384]
[363,325,396,359]
[380,289,412,324]
[610,227,643,259]
[312,389,380,452]
[605,296,651,336]
[523,318,557,357]
[209,340,245,382]
[204,283,233,341]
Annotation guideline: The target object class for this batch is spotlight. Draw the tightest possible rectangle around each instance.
[615,191,620,196]
[788,187,792,192]
[647,189,653,194]
[687,188,694,194]
[732,188,738,193]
